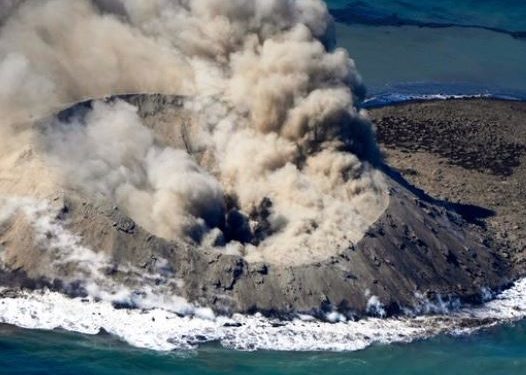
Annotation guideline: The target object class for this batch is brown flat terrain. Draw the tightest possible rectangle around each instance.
[371,99,526,274]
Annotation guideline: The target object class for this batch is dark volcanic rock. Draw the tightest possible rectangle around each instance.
[0,95,523,319]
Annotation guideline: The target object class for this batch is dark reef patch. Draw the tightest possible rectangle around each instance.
[329,4,526,40]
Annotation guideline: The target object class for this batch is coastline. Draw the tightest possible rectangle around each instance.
[362,92,526,109]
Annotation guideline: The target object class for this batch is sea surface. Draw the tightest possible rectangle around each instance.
[2,0,526,373]
[1,321,526,375]
[327,0,526,103]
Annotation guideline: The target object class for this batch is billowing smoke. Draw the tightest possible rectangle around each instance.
[0,0,387,266]
[0,0,191,124]
[42,100,226,241]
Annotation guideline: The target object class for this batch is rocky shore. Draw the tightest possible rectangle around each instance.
[0,97,524,319]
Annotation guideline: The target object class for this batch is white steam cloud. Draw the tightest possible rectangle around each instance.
[0,0,387,266]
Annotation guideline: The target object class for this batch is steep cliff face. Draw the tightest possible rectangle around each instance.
[0,95,515,318]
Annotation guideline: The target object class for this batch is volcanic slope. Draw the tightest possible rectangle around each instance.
[0,95,515,317]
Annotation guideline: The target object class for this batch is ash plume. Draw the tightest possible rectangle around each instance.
[0,0,387,266]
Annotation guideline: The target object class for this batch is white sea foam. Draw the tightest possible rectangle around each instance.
[0,278,525,352]
[362,92,526,108]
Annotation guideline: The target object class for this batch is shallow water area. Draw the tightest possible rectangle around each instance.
[327,0,526,32]
[327,0,526,101]
[336,23,526,100]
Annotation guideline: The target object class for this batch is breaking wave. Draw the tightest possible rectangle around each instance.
[0,279,525,352]
[363,93,526,109]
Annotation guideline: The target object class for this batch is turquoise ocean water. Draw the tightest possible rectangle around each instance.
[1,1,526,373]
[2,321,526,374]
